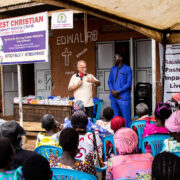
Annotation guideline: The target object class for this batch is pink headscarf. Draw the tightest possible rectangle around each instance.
[113,128,138,155]
[172,93,180,104]
[165,110,180,133]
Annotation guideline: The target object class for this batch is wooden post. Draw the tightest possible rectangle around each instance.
[17,64,23,127]
[152,39,156,113]
[84,13,88,44]
[130,37,134,118]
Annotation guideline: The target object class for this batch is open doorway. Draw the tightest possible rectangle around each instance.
[96,41,130,115]
[115,41,130,66]
[22,64,35,96]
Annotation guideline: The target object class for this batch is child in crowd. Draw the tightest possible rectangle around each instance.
[152,152,180,180]
[96,106,114,133]
[0,137,22,180]
[106,128,153,180]
[22,154,52,180]
[162,110,180,152]
[36,114,61,147]
[71,111,103,162]
[49,128,96,176]
[143,102,172,153]
[111,116,126,133]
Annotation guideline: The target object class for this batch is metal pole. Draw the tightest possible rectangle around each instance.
[161,44,166,102]
[152,39,156,113]
[17,64,23,127]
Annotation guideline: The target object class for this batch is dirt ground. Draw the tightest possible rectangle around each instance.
[23,135,37,151]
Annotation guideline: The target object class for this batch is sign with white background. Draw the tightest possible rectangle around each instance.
[0,12,48,64]
[51,11,73,29]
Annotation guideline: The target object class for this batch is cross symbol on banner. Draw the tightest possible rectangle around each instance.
[61,48,72,66]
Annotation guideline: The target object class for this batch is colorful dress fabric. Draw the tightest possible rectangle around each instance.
[35,132,60,147]
[106,153,153,180]
[76,130,103,162]
[162,137,180,152]
[96,120,114,134]
[49,153,96,176]
[64,117,112,139]
[0,167,23,180]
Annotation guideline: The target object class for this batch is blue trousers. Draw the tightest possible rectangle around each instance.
[111,99,131,127]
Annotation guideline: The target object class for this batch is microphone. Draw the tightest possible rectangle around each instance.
[80,72,84,80]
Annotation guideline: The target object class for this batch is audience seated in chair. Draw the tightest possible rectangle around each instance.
[111,116,126,133]
[142,102,172,153]
[0,137,22,179]
[162,109,180,152]
[22,154,52,180]
[49,128,96,176]
[64,100,110,138]
[96,106,114,134]
[71,110,102,162]
[152,152,180,180]
[106,128,153,180]
[0,120,37,169]
[36,114,61,148]
[135,103,156,121]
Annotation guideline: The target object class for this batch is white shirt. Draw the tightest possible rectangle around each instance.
[68,73,98,107]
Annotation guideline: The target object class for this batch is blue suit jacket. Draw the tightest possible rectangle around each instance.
[108,64,132,101]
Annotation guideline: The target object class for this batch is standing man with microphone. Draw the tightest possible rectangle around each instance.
[68,60,101,119]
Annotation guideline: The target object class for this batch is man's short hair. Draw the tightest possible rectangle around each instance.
[77,60,86,67]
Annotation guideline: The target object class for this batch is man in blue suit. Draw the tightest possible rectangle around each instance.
[108,53,132,127]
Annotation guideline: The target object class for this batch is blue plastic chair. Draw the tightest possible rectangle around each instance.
[130,120,156,150]
[51,168,97,180]
[172,152,180,158]
[141,134,170,157]
[93,100,103,123]
[102,135,115,161]
[34,145,63,160]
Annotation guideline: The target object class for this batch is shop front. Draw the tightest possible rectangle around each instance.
[1,14,160,122]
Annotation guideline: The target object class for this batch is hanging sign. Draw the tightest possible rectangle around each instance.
[51,11,73,29]
[0,12,48,64]
[163,44,180,109]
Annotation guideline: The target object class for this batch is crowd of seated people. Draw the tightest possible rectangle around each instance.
[0,93,180,180]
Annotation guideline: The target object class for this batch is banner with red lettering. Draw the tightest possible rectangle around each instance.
[0,12,48,64]
[164,44,180,108]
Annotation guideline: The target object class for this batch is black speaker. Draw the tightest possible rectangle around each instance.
[134,82,152,115]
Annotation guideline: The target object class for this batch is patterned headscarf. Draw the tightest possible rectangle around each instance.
[165,110,180,133]
[114,128,138,155]
[73,100,85,111]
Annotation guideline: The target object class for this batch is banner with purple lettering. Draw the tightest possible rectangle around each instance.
[0,12,48,64]
[164,44,180,106]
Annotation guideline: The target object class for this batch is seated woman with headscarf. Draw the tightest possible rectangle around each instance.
[161,93,180,152]
[64,100,111,138]
[106,128,153,180]
[162,110,180,152]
